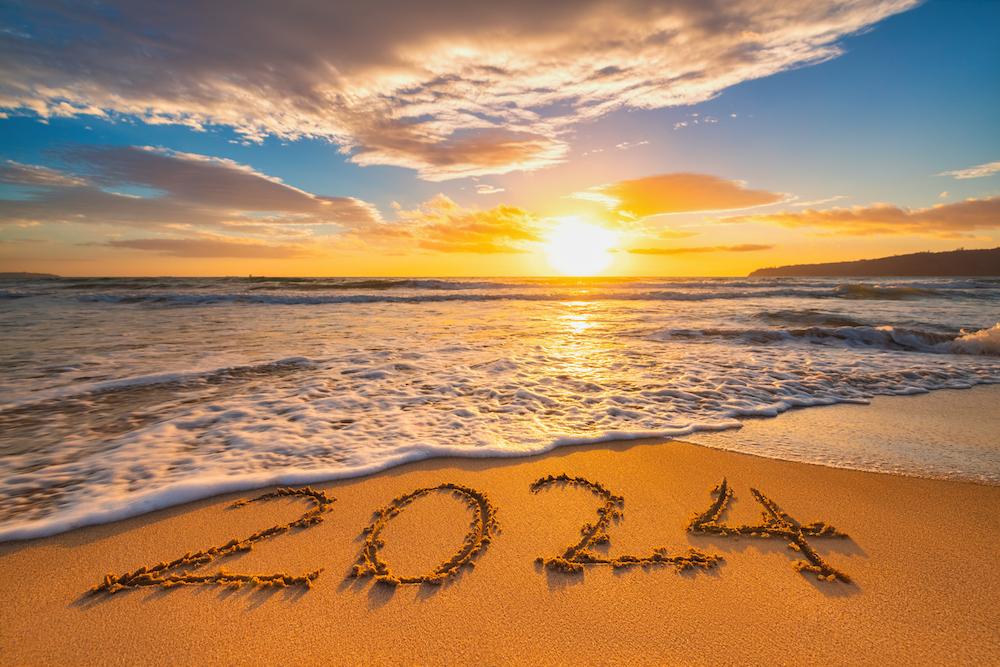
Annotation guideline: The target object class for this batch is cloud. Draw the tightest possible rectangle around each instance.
[0,160,87,187]
[0,148,379,232]
[0,1,918,179]
[629,243,772,254]
[614,140,650,150]
[348,127,567,181]
[102,237,315,258]
[575,173,787,219]
[673,112,722,130]
[654,228,699,239]
[385,195,541,253]
[65,146,366,214]
[475,184,505,195]
[726,197,1000,236]
[790,194,847,207]
[938,160,1000,180]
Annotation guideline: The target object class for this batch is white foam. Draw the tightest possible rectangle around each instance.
[0,277,998,542]
[949,323,1000,356]
[0,356,316,410]
[0,420,741,542]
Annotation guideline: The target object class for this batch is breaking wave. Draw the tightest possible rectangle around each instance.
[652,323,1000,356]
[833,283,943,300]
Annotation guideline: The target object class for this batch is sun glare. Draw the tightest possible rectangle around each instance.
[544,218,619,276]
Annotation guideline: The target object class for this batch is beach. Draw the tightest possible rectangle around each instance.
[4,0,1000,663]
[1,387,998,666]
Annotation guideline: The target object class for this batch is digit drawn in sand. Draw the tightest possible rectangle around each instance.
[89,486,334,595]
[688,478,851,583]
[349,483,498,586]
[531,473,723,574]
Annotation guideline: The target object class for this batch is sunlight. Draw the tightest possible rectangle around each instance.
[562,311,595,333]
[544,218,619,276]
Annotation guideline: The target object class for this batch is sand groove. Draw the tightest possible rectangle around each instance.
[688,478,851,582]
[88,486,334,594]
[531,473,723,574]
[349,483,499,586]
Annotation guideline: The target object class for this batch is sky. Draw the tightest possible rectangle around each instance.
[0,0,998,277]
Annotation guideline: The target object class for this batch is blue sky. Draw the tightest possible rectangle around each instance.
[1,0,998,275]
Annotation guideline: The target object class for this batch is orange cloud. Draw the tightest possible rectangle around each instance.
[0,1,919,179]
[388,195,541,254]
[629,243,772,255]
[727,197,1000,237]
[576,173,787,220]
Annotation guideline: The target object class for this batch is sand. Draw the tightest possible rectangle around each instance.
[1,389,999,666]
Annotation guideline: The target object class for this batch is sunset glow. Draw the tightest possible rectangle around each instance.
[0,1,997,278]
[0,3,999,665]
[544,219,619,276]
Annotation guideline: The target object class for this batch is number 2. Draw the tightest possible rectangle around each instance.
[89,486,334,594]
[531,473,722,574]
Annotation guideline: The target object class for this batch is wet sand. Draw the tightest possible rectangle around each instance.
[0,389,998,665]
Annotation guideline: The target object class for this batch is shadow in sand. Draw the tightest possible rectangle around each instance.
[339,556,479,608]
[73,574,318,611]
[536,559,587,592]
[686,533,864,597]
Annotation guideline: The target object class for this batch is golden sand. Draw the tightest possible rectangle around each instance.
[1,391,999,665]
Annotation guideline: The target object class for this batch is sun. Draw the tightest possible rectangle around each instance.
[544,218,619,276]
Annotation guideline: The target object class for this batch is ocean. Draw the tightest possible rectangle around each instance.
[1,275,998,540]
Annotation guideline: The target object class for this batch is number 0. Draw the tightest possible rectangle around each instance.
[350,483,498,585]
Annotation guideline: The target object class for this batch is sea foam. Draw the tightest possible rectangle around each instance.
[0,276,998,542]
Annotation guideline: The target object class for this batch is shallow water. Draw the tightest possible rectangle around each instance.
[1,275,998,540]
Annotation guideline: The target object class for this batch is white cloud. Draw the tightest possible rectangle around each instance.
[614,140,650,150]
[938,160,1000,180]
[0,0,919,179]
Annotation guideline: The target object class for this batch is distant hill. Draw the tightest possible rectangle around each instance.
[749,247,1000,277]
[0,272,60,280]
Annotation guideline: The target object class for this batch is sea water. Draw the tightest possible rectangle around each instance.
[1,276,998,540]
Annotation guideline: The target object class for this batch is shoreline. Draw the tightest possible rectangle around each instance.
[1,392,999,664]
[1,384,998,544]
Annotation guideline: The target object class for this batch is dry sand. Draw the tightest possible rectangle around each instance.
[1,389,998,666]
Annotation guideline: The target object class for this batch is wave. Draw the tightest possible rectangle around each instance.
[73,285,956,306]
[753,309,870,328]
[833,283,944,300]
[246,278,516,291]
[1,275,997,304]
[951,323,1000,356]
[0,420,741,542]
[45,277,521,292]
[76,288,841,306]
[3,375,999,542]
[652,323,1000,356]
[2,274,998,294]
[0,356,316,410]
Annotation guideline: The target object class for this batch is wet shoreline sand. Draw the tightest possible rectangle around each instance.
[1,388,999,665]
